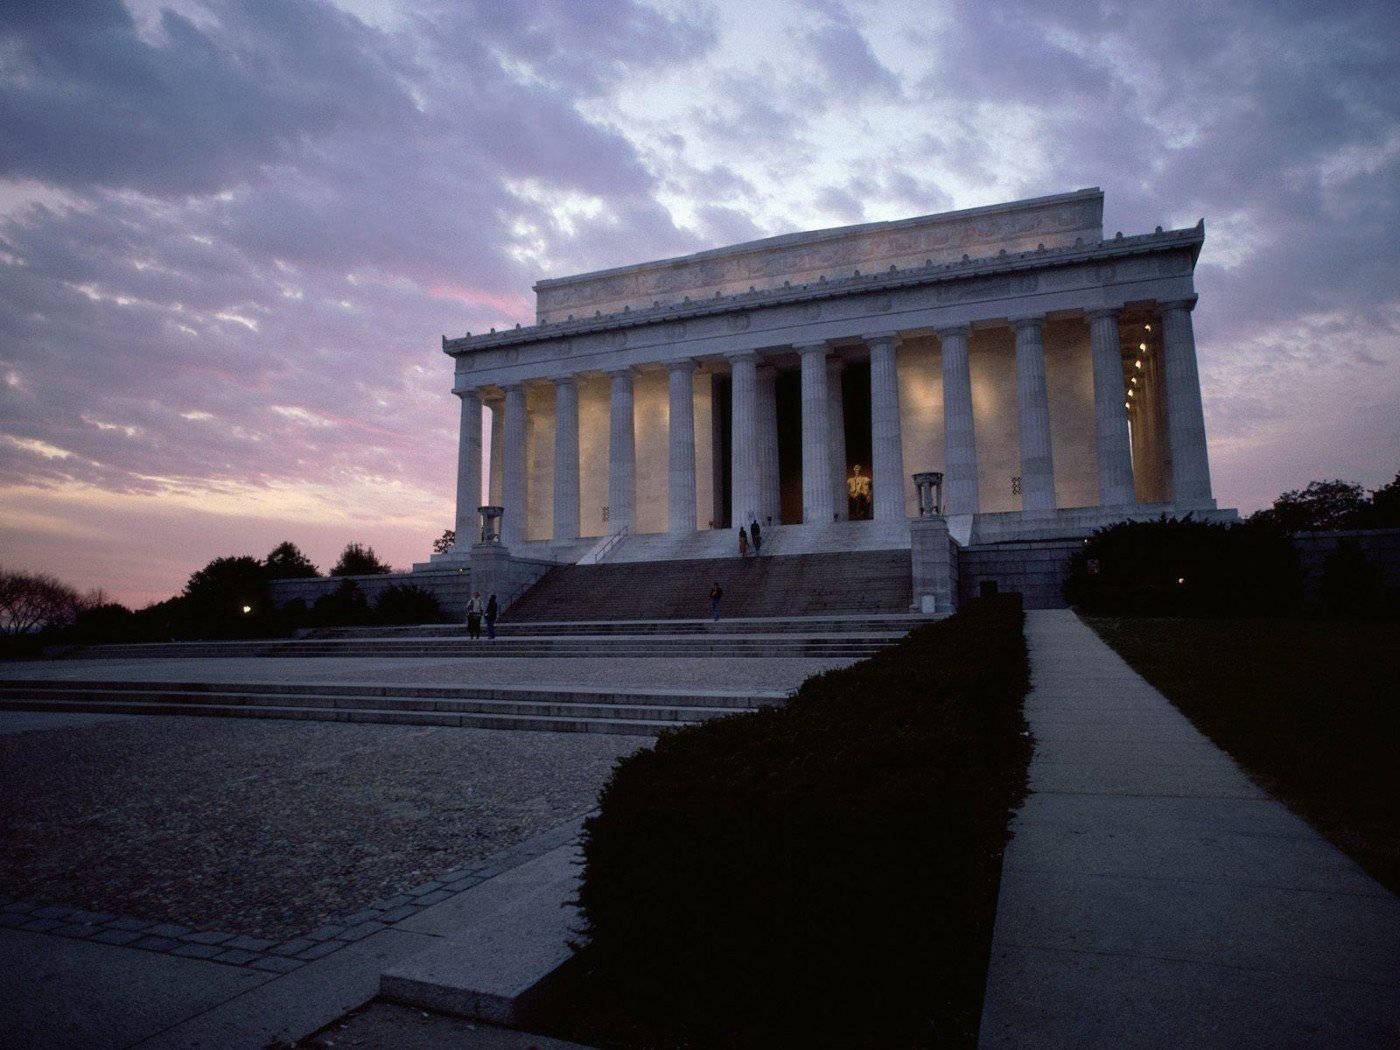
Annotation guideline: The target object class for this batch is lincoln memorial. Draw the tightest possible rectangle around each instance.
[431,188,1232,607]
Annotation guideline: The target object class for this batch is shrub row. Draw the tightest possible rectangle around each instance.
[56,581,447,646]
[1063,515,1303,616]
[573,597,1033,1048]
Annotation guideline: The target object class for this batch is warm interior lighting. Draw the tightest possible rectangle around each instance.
[1135,359,1144,369]
[1138,342,1147,351]
[1145,324,1152,331]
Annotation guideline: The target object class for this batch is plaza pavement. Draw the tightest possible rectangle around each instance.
[979,609,1400,1049]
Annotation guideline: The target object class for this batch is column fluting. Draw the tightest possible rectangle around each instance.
[729,352,760,528]
[667,360,697,535]
[828,358,848,520]
[1087,309,1136,507]
[1013,316,1056,513]
[1161,297,1214,505]
[500,384,527,549]
[867,333,906,521]
[938,326,979,516]
[607,370,635,533]
[453,388,482,547]
[756,363,780,526]
[798,343,834,523]
[487,394,504,506]
[552,377,580,542]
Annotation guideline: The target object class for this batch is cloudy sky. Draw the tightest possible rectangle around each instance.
[2,0,1397,606]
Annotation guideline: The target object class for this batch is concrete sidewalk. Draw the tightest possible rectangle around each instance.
[979,609,1400,1049]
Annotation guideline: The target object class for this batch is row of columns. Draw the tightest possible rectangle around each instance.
[453,300,1209,546]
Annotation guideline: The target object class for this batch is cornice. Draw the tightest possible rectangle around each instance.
[442,223,1204,357]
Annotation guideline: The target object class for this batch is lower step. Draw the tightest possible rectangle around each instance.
[0,698,719,736]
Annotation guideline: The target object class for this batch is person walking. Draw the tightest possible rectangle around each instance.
[750,518,762,556]
[466,592,482,640]
[485,592,499,639]
[738,526,749,558]
[709,582,723,621]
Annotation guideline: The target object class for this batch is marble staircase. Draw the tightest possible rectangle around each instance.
[0,678,783,736]
[505,549,914,622]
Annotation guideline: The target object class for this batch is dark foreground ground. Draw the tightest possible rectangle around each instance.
[0,715,646,940]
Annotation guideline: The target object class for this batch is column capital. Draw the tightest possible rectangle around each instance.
[606,366,636,381]
[1011,314,1046,334]
[1161,296,1198,313]
[548,373,579,388]
[666,357,699,376]
[727,350,759,366]
[1084,307,1122,323]
[934,323,970,341]
[795,341,828,358]
[862,332,900,350]
[453,385,482,400]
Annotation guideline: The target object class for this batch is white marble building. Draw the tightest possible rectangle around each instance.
[439,188,1224,566]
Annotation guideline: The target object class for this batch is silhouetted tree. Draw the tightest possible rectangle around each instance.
[330,542,392,576]
[1249,479,1368,532]
[0,567,87,634]
[433,529,456,554]
[1352,473,1400,528]
[182,555,271,637]
[264,541,320,578]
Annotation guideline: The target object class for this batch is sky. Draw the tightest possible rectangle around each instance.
[1,0,1397,608]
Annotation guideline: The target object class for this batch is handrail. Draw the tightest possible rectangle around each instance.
[577,526,629,565]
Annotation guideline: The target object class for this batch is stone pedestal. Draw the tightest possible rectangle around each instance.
[910,515,957,614]
[469,541,508,612]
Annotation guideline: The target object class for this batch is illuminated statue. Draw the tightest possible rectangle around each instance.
[848,464,872,520]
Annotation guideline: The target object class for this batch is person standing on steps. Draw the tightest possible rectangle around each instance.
[709,582,723,621]
[485,592,499,639]
[738,526,749,558]
[466,592,482,640]
[750,518,762,556]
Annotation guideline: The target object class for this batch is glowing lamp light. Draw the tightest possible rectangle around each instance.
[1135,359,1144,369]
[241,605,252,614]
[1138,342,1147,351]
[1125,401,1131,410]
[1177,577,1185,585]
[1145,324,1152,331]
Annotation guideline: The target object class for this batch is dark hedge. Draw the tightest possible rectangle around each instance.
[572,597,1032,1048]
[1063,515,1303,617]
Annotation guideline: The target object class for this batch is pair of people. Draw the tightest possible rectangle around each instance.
[466,591,498,639]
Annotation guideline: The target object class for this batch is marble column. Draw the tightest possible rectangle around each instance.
[1087,309,1136,507]
[552,376,580,542]
[607,370,635,533]
[453,388,482,547]
[667,360,697,535]
[798,343,834,523]
[1161,297,1214,505]
[729,352,760,528]
[1013,316,1056,513]
[500,383,527,548]
[827,357,848,520]
[938,326,979,516]
[756,363,780,526]
[487,394,504,506]
[867,333,906,521]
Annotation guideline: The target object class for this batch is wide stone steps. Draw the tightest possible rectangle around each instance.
[45,633,898,661]
[504,550,914,622]
[306,614,935,639]
[0,680,780,736]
